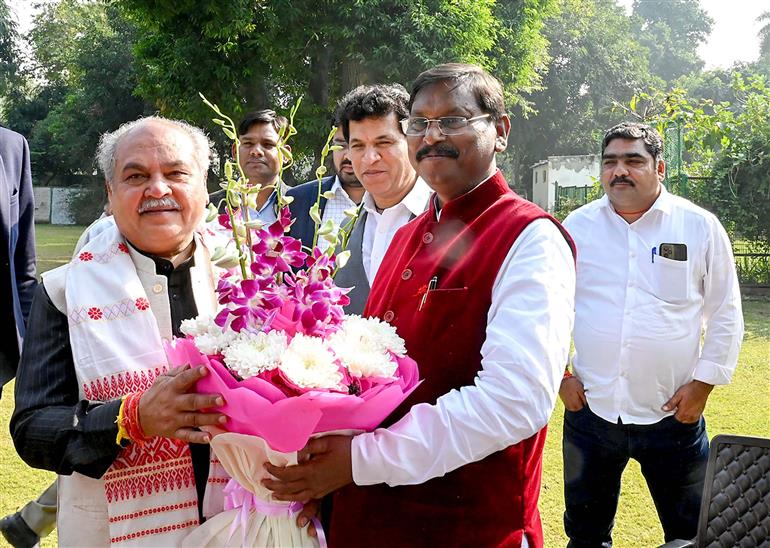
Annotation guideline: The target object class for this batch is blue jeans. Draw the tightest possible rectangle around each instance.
[562,405,709,547]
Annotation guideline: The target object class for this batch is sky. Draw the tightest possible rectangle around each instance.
[617,0,767,69]
[9,0,768,70]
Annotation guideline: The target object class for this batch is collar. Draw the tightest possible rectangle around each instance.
[257,180,291,211]
[258,187,279,213]
[600,182,672,220]
[362,177,432,216]
[331,176,344,194]
[127,234,202,276]
[434,171,497,221]
[432,169,508,223]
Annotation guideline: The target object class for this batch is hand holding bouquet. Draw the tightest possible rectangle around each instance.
[166,98,419,547]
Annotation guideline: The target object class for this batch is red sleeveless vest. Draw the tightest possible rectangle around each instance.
[329,171,575,547]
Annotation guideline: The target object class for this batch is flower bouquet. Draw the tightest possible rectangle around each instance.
[166,98,420,547]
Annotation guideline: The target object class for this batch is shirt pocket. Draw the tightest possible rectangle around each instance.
[421,287,469,340]
[654,255,689,303]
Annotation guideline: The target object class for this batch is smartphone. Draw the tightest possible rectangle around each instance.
[659,243,687,261]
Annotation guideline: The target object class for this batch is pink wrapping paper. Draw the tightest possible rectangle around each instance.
[165,338,420,453]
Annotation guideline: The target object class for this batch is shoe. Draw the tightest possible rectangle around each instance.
[0,512,40,548]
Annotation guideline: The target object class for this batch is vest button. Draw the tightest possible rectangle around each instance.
[152,284,163,294]
[422,232,434,244]
[401,268,412,280]
[383,310,395,322]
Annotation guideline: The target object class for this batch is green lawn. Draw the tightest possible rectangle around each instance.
[541,296,770,545]
[1,224,768,547]
[33,224,89,274]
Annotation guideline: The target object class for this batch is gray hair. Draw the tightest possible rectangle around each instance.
[96,116,213,182]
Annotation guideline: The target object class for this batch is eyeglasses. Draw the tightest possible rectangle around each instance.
[400,114,491,136]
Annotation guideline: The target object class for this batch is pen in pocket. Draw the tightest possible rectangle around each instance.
[651,246,657,263]
[418,276,438,311]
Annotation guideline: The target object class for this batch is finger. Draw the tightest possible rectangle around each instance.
[173,428,212,444]
[264,461,303,481]
[180,411,227,428]
[180,393,225,411]
[298,446,312,462]
[296,500,319,529]
[165,364,192,377]
[662,393,681,412]
[304,437,328,456]
[578,389,587,406]
[262,477,308,498]
[171,365,209,391]
[271,489,312,503]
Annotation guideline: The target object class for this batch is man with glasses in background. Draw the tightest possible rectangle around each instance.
[287,112,364,252]
[264,63,576,548]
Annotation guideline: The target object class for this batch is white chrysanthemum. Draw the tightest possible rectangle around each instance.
[334,315,406,355]
[279,334,343,390]
[181,315,236,355]
[336,346,396,379]
[222,331,288,378]
[180,315,215,337]
[327,315,405,379]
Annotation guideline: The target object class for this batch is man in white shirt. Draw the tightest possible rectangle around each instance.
[264,63,576,547]
[560,122,744,546]
[331,83,431,314]
[209,110,289,224]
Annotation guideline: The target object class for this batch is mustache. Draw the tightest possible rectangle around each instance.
[138,197,181,213]
[415,143,460,162]
[610,176,635,186]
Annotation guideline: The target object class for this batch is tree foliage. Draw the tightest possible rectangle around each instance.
[615,74,770,244]
[759,11,770,58]
[0,0,19,100]
[118,0,556,178]
[505,0,657,191]
[4,0,150,177]
[631,0,713,83]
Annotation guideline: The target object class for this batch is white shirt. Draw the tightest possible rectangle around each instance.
[563,186,743,425]
[361,177,431,284]
[352,218,576,487]
[318,176,358,252]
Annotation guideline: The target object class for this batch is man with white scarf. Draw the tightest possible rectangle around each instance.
[11,117,230,547]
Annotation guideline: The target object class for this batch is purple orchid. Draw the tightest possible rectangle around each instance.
[251,212,307,273]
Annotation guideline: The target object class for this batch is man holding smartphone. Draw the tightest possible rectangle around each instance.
[560,122,744,546]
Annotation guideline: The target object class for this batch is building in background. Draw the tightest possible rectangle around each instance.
[531,154,599,213]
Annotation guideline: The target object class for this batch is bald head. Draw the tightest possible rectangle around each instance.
[104,118,210,261]
[97,116,212,182]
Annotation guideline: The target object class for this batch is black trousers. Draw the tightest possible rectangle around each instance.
[562,405,709,547]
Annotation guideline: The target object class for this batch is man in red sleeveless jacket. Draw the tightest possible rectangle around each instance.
[266,63,576,547]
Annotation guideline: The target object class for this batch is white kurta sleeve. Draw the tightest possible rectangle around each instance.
[351,219,576,486]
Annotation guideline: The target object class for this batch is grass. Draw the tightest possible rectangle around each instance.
[541,296,770,545]
[1,224,768,548]
[33,224,89,274]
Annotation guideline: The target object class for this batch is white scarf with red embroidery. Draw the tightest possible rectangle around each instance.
[64,223,227,546]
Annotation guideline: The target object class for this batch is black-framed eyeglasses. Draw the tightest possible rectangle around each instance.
[400,114,492,136]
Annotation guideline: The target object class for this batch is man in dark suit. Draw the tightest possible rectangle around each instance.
[0,126,55,548]
[286,112,364,250]
[0,126,36,393]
